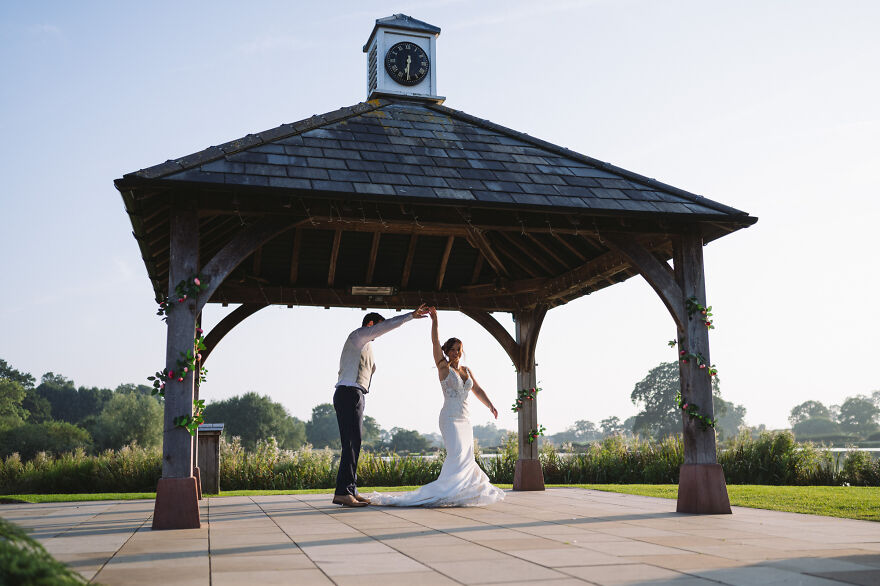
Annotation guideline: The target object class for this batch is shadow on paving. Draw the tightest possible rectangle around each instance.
[639,554,880,586]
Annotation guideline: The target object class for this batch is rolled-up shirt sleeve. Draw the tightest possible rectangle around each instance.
[347,312,414,352]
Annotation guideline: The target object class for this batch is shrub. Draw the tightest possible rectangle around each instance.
[0,422,92,461]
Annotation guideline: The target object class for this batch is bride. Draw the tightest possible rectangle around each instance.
[366,308,506,507]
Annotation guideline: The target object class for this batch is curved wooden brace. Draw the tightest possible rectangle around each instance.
[603,233,686,332]
[201,303,269,365]
[515,305,548,370]
[196,216,295,314]
[460,309,520,369]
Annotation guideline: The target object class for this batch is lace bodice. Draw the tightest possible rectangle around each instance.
[440,368,472,419]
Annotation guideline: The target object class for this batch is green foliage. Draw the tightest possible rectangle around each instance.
[0,359,36,389]
[792,417,841,440]
[90,391,163,451]
[203,392,306,450]
[0,422,93,461]
[719,431,836,485]
[838,395,880,437]
[305,403,340,449]
[0,516,88,585]
[362,415,382,449]
[789,400,831,426]
[389,427,430,453]
[37,375,111,426]
[630,362,682,439]
[472,422,511,448]
[0,379,27,432]
[713,396,746,441]
[0,445,161,494]
[21,388,52,424]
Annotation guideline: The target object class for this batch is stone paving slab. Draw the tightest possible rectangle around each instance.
[2,488,880,585]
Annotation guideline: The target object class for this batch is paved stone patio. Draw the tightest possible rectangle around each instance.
[3,488,880,585]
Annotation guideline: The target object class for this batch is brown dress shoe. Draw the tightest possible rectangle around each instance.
[354,494,371,504]
[332,494,368,507]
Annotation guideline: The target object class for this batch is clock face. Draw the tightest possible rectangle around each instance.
[384,42,430,86]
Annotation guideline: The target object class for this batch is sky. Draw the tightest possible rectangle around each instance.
[1,1,878,437]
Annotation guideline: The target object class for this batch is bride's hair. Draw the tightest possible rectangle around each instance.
[441,337,463,359]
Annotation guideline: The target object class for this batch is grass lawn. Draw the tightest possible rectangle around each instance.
[3,485,878,522]
[570,484,880,522]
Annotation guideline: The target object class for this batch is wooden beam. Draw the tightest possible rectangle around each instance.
[366,232,380,285]
[541,249,631,300]
[328,229,342,287]
[289,229,302,285]
[401,234,418,288]
[497,231,554,276]
[436,235,455,290]
[603,233,685,331]
[212,284,540,312]
[470,254,484,284]
[552,233,587,263]
[524,233,569,271]
[492,235,542,278]
[197,216,295,314]
[201,304,269,365]
[465,226,510,278]
[252,246,263,277]
[460,310,519,368]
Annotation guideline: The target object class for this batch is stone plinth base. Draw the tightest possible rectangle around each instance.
[193,467,202,500]
[677,464,732,514]
[152,477,201,530]
[513,458,545,491]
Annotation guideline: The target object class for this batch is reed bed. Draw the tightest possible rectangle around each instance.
[1,431,878,494]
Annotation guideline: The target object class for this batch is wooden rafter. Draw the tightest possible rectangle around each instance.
[470,254,484,284]
[524,233,569,271]
[328,228,342,287]
[497,231,554,276]
[366,232,380,285]
[436,235,455,290]
[552,233,587,263]
[461,310,519,368]
[541,249,631,300]
[401,234,418,288]
[289,229,302,285]
[465,226,510,278]
[252,246,263,277]
[492,234,541,278]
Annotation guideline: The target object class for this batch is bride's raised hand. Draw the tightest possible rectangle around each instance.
[428,307,438,321]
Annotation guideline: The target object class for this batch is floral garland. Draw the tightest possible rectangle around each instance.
[511,387,541,413]
[685,296,714,329]
[668,295,719,430]
[676,392,715,430]
[527,425,546,444]
[156,275,208,321]
[174,399,206,436]
[148,331,207,396]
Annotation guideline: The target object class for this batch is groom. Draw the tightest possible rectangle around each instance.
[332,304,429,507]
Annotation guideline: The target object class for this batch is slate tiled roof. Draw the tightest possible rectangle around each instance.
[124,98,752,221]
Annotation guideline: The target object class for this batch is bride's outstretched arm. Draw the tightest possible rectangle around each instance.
[429,308,448,381]
[468,369,498,419]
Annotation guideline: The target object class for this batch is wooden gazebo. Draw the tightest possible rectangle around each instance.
[116,96,756,529]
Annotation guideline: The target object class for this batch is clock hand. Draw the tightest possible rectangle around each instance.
[405,55,411,80]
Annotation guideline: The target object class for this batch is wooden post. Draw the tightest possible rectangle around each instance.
[153,206,201,530]
[513,307,547,491]
[673,230,731,514]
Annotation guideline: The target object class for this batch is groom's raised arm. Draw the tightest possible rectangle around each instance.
[346,306,425,350]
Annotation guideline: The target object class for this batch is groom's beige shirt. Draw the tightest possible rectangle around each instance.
[335,313,413,393]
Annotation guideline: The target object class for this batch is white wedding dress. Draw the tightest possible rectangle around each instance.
[366,368,506,507]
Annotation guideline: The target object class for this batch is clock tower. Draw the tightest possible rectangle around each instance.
[363,14,444,103]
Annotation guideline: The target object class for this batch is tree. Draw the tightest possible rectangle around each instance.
[36,374,111,425]
[90,391,163,451]
[0,421,92,460]
[389,427,430,453]
[362,415,382,449]
[713,396,746,441]
[572,420,601,442]
[788,400,831,426]
[305,403,340,449]
[20,389,52,423]
[0,379,27,432]
[792,417,841,440]
[600,416,625,436]
[630,362,681,439]
[203,392,306,450]
[473,422,509,447]
[0,359,35,389]
[837,395,880,438]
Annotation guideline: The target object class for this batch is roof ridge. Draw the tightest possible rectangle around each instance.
[423,102,746,217]
[129,100,391,180]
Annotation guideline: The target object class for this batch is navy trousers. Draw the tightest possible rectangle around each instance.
[333,386,364,496]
